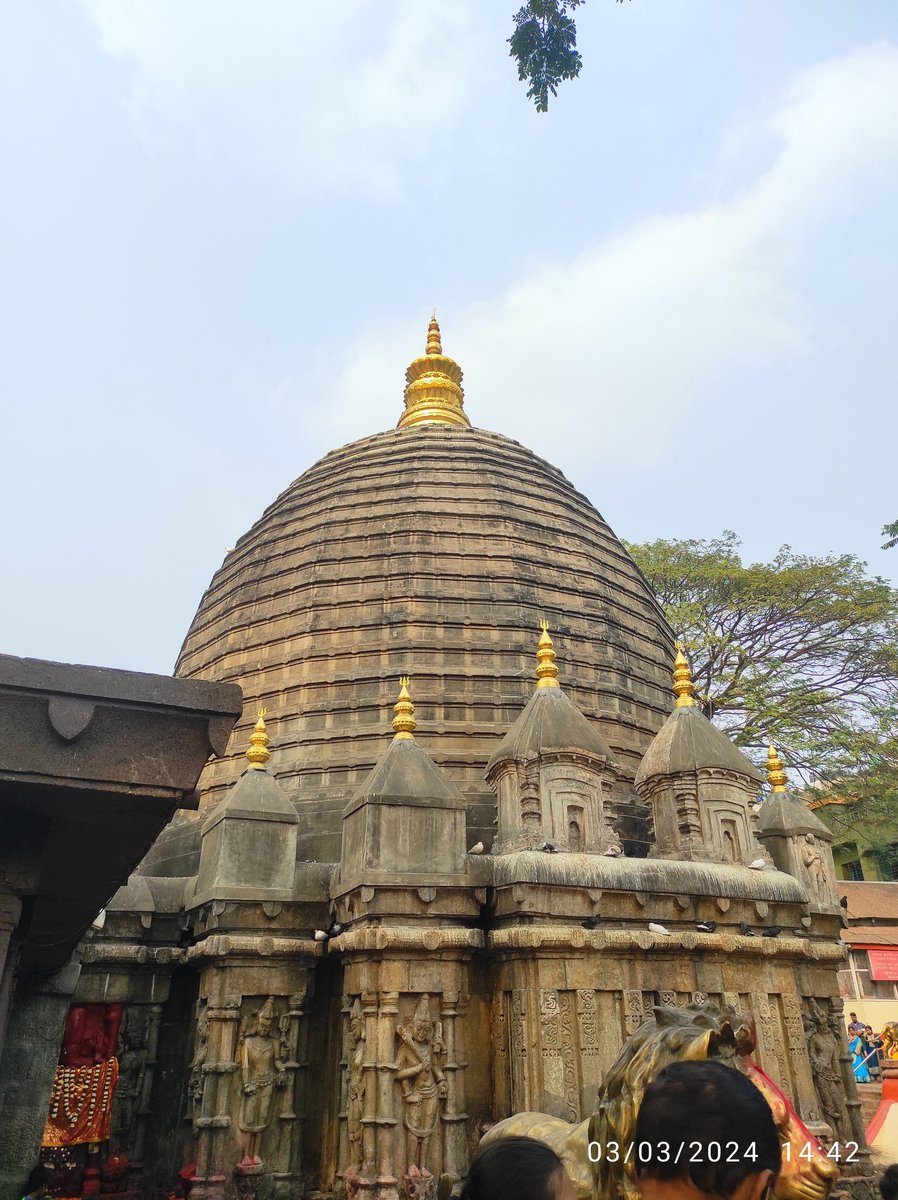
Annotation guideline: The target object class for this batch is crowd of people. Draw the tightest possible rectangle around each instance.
[847,1012,888,1083]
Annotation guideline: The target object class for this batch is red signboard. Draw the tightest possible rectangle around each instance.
[867,948,898,980]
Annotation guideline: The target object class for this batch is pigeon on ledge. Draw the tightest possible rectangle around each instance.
[695,921,717,933]
[581,915,602,930]
[648,922,671,936]
[738,922,755,937]
[313,930,328,942]
[762,926,783,938]
[468,842,485,855]
[541,842,559,853]
[748,858,766,871]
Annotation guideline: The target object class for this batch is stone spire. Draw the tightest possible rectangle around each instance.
[397,314,470,429]
[246,709,270,768]
[487,627,618,854]
[535,622,560,689]
[392,677,416,740]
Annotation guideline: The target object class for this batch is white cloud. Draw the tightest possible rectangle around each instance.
[320,43,898,467]
[81,0,486,198]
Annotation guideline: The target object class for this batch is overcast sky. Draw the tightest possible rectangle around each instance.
[2,1,897,676]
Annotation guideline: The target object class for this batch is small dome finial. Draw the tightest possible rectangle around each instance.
[767,743,788,792]
[426,311,442,355]
[247,708,271,768]
[398,314,470,430]
[535,621,560,689]
[673,644,697,708]
[392,677,416,739]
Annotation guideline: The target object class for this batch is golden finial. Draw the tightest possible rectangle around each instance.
[767,743,788,792]
[672,645,697,707]
[392,677,416,740]
[398,315,470,430]
[246,708,270,768]
[535,621,560,689]
[426,311,442,355]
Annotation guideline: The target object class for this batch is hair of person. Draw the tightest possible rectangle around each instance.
[633,1060,781,1197]
[879,1163,898,1200]
[23,1165,52,1195]
[460,1137,565,1200]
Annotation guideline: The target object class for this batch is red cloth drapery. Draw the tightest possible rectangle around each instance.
[42,1057,120,1147]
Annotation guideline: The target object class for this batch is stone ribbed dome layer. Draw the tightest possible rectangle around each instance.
[176,423,674,862]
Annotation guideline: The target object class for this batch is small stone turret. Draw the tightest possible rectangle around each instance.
[192,711,299,906]
[339,679,468,890]
[756,744,839,911]
[486,625,619,854]
[634,649,764,864]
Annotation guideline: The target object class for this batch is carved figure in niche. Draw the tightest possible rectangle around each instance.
[191,1006,210,1114]
[801,835,828,900]
[395,994,447,1171]
[880,1022,898,1060]
[803,1000,848,1141]
[114,1011,148,1143]
[236,997,286,1164]
[346,999,366,1168]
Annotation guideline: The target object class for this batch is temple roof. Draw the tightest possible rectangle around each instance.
[174,322,675,862]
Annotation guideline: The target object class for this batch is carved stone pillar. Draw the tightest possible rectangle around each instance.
[438,990,467,1182]
[193,993,241,1200]
[375,990,400,1200]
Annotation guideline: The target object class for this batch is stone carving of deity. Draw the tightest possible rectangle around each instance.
[395,994,447,1172]
[237,997,286,1164]
[803,1000,848,1140]
[800,834,829,901]
[346,999,366,1167]
[114,1012,147,1145]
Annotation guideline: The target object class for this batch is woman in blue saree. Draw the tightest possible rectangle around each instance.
[850,1032,872,1082]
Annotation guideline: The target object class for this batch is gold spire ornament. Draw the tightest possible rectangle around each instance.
[397,314,470,430]
[535,621,560,688]
[767,743,788,793]
[246,709,271,768]
[392,677,417,740]
[672,646,697,708]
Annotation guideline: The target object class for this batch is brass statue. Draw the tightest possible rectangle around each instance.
[483,1003,837,1200]
[879,1021,898,1060]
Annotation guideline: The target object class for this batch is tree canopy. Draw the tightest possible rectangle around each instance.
[883,520,898,550]
[508,0,627,112]
[625,533,898,815]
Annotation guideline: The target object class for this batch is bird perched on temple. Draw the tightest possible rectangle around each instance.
[314,929,328,941]
[541,842,559,853]
[648,922,671,935]
[326,918,346,938]
[468,841,485,855]
[762,926,783,938]
[748,858,766,870]
[738,922,755,937]
[581,915,602,929]
[695,921,717,933]
[604,842,624,857]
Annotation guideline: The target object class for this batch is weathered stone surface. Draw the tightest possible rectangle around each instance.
[175,424,676,861]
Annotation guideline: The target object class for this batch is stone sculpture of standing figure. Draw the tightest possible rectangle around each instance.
[346,998,366,1168]
[395,994,447,1172]
[237,997,286,1164]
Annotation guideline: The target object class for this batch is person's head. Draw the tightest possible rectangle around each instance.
[850,1012,858,1021]
[23,1165,51,1200]
[879,1164,898,1200]
[461,1137,576,1200]
[633,1060,781,1200]
[866,1026,875,1036]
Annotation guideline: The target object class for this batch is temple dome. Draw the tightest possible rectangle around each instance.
[174,328,676,863]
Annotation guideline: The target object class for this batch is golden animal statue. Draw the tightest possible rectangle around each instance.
[879,1022,898,1060]
[482,1003,837,1200]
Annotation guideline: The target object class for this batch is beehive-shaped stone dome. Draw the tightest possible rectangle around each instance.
[173,323,675,862]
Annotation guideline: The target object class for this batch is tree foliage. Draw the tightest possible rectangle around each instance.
[625,533,898,803]
[508,0,628,112]
[883,519,898,550]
